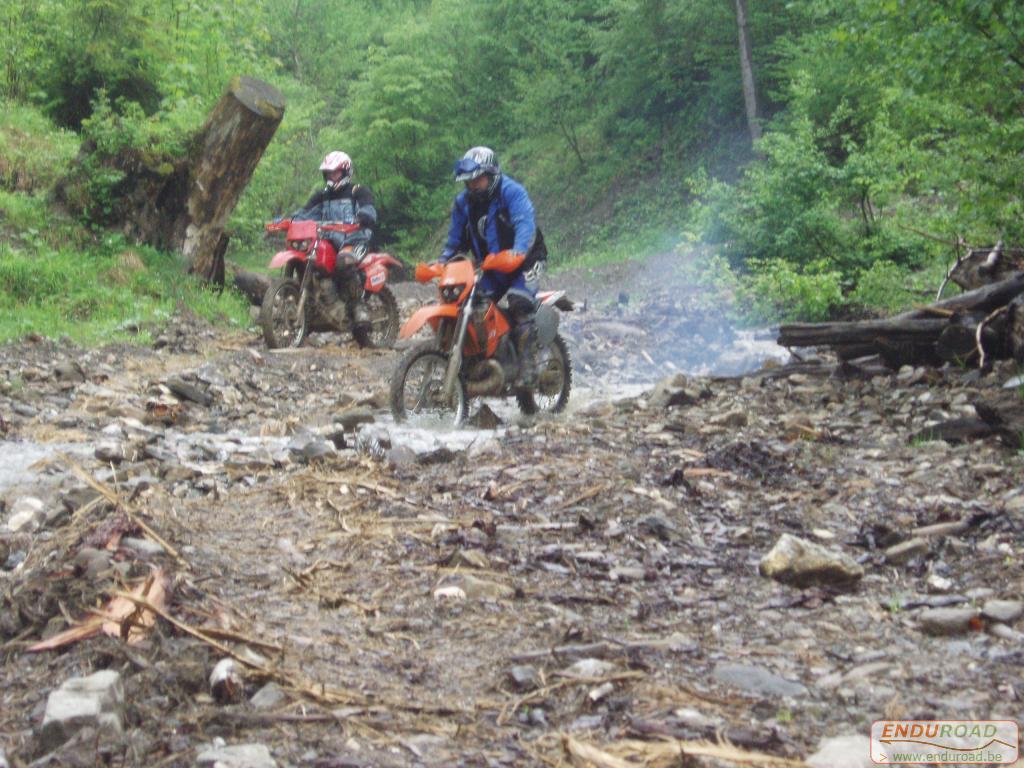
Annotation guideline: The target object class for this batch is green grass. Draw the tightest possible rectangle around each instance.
[0,100,79,193]
[0,234,251,345]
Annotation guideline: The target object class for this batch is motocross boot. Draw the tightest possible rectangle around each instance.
[514,320,540,390]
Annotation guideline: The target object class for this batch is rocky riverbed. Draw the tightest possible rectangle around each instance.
[1,268,1022,767]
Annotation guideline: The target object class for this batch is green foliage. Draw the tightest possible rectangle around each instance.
[739,259,844,322]
[3,0,1024,330]
[0,99,79,192]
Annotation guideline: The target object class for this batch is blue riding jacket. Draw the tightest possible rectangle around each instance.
[441,175,546,268]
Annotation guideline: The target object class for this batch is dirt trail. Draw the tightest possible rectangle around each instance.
[1,273,1023,767]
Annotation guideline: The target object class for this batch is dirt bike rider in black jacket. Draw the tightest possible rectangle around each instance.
[290,151,377,329]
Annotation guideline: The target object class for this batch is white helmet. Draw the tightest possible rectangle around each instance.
[454,146,500,182]
[319,151,352,190]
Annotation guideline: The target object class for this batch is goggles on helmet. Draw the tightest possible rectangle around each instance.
[454,157,485,182]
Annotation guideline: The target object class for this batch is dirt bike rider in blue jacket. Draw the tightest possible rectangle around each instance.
[441,146,548,388]
[290,151,377,329]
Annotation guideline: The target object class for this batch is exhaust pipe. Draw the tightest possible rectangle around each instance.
[465,360,505,397]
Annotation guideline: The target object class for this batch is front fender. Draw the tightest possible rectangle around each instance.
[399,304,459,340]
[268,249,307,270]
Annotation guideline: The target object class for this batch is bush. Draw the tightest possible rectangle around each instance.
[738,259,843,322]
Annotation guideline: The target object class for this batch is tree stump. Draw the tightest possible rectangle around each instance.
[115,77,284,283]
[183,77,285,280]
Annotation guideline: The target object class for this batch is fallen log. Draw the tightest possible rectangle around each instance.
[777,271,1024,369]
[228,261,270,306]
[777,318,948,348]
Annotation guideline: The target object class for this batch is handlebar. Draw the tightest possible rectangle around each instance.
[264,219,361,235]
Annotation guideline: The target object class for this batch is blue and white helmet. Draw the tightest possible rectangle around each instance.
[453,146,500,182]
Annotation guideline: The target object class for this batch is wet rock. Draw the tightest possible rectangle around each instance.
[884,537,929,564]
[73,547,112,579]
[709,408,748,428]
[646,374,706,409]
[759,533,864,587]
[982,599,1023,624]
[250,682,286,710]
[164,375,213,406]
[53,360,86,382]
[120,537,165,559]
[40,669,125,750]
[673,707,723,730]
[196,743,277,768]
[6,496,45,532]
[436,573,514,601]
[507,665,541,691]
[95,442,126,463]
[449,549,490,569]
[806,735,874,768]
[712,662,807,698]
[334,406,375,432]
[918,607,978,636]
[561,658,618,678]
[287,436,336,463]
[636,513,678,541]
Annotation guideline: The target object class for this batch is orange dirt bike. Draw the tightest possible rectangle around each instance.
[260,219,400,349]
[389,252,573,424]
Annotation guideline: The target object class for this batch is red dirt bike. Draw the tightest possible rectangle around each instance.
[389,252,573,424]
[260,219,401,349]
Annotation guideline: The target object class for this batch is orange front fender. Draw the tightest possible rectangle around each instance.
[399,303,459,340]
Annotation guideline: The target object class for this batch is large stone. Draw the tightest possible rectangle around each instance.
[646,374,706,410]
[40,670,125,750]
[712,663,807,698]
[759,533,864,587]
[436,573,515,601]
[334,406,375,431]
[196,743,277,768]
[982,599,1023,625]
[806,735,874,768]
[884,537,928,564]
[6,496,45,532]
[918,607,978,636]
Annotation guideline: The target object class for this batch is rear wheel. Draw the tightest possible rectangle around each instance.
[390,341,466,425]
[516,333,572,415]
[353,285,399,349]
[260,278,308,349]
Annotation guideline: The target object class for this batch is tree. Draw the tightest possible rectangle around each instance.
[734,0,762,145]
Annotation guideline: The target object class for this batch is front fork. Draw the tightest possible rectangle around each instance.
[294,242,318,321]
[443,286,476,403]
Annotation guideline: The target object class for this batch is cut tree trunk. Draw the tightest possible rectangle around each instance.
[120,76,284,283]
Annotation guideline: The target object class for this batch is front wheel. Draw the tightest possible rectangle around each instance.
[516,333,572,415]
[260,278,308,349]
[390,341,467,425]
[353,285,399,349]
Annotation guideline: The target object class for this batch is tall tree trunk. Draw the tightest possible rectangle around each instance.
[734,0,762,145]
